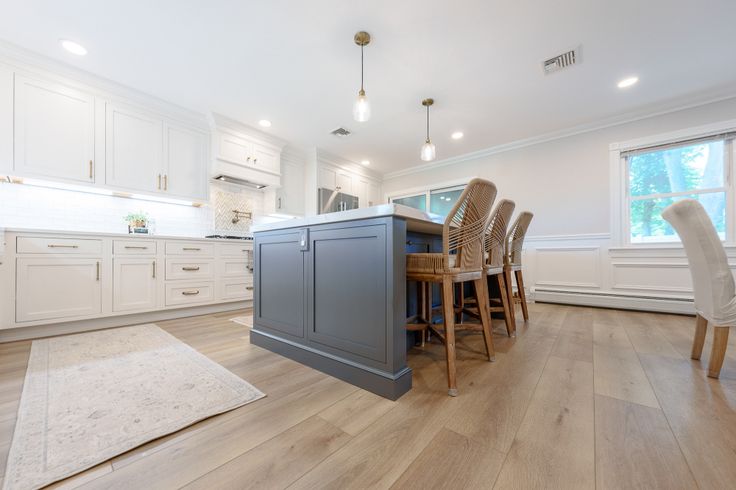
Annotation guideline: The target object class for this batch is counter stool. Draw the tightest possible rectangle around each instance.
[406,178,498,396]
[505,212,534,323]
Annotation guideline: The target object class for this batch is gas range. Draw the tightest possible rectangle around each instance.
[204,235,254,240]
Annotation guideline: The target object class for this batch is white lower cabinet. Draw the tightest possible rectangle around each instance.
[113,258,157,312]
[165,282,215,306]
[220,279,254,301]
[16,257,102,322]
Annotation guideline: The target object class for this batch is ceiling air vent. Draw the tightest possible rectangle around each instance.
[542,48,579,74]
[330,127,352,138]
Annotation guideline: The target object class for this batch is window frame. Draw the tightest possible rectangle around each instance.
[610,120,736,247]
[387,179,470,217]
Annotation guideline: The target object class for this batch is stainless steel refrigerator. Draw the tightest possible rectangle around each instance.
[318,188,359,214]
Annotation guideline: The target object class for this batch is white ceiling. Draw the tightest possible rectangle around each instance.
[2,0,736,175]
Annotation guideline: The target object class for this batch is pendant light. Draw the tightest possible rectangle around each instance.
[353,31,371,122]
[420,98,436,161]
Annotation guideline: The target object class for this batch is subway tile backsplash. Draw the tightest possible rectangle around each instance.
[0,180,265,237]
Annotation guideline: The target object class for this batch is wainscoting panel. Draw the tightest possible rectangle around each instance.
[534,247,601,289]
[611,262,692,295]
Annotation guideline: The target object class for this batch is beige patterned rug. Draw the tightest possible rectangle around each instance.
[3,324,265,490]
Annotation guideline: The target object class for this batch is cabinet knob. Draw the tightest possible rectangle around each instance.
[253,158,258,164]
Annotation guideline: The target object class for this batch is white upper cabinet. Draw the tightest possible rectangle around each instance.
[368,182,382,207]
[14,75,95,183]
[275,159,304,215]
[215,128,282,179]
[252,143,280,175]
[318,166,337,190]
[105,103,163,193]
[164,124,208,201]
[218,132,253,165]
[0,66,12,173]
[336,171,353,195]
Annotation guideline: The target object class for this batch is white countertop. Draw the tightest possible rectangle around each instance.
[4,227,252,243]
[251,204,444,234]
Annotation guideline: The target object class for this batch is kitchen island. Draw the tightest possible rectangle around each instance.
[250,204,443,399]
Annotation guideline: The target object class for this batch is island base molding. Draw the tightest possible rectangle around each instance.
[251,329,413,400]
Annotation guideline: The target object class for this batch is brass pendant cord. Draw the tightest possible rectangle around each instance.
[360,44,365,93]
[426,104,430,143]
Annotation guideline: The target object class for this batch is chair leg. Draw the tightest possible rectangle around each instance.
[691,314,708,360]
[441,276,458,397]
[708,326,730,378]
[496,273,514,337]
[515,269,529,321]
[455,283,465,324]
[504,267,516,327]
[473,278,496,362]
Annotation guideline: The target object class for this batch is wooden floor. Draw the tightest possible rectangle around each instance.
[1,303,735,489]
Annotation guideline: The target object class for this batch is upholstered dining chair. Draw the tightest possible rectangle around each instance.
[504,211,534,324]
[662,199,734,378]
[406,178,497,396]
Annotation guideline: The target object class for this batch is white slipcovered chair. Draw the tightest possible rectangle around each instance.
[662,199,734,378]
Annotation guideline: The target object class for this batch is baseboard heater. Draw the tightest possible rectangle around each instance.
[532,288,694,315]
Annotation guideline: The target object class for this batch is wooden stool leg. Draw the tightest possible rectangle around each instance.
[708,326,730,378]
[474,278,496,362]
[691,314,708,360]
[515,270,529,321]
[441,276,458,397]
[504,267,516,332]
[455,283,465,324]
[496,273,514,337]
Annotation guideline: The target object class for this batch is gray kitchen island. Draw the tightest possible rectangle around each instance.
[250,204,443,400]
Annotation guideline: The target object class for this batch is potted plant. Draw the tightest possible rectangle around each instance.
[124,211,149,234]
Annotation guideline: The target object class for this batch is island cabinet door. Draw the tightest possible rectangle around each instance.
[306,223,388,367]
[253,230,306,340]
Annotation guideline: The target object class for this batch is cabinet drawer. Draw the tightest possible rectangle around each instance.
[165,282,214,306]
[165,258,214,280]
[218,242,253,257]
[113,239,157,255]
[218,258,252,278]
[165,241,214,256]
[219,279,254,301]
[17,236,102,255]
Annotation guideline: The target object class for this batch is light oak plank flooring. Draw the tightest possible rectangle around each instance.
[0,303,733,489]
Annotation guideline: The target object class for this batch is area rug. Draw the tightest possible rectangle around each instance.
[3,324,265,490]
[230,316,253,327]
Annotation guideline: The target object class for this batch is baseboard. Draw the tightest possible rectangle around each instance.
[532,289,695,315]
[0,301,252,343]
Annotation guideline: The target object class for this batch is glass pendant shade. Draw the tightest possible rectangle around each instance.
[420,140,436,161]
[353,91,371,122]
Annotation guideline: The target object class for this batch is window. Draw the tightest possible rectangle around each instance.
[390,184,466,218]
[621,133,734,244]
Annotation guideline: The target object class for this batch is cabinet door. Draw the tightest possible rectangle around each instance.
[105,103,163,193]
[336,171,353,195]
[0,66,12,174]
[113,258,157,312]
[16,258,101,322]
[277,160,304,215]
[368,182,382,207]
[14,75,95,183]
[218,132,253,165]
[252,143,280,175]
[318,166,337,190]
[355,179,368,208]
[164,124,208,200]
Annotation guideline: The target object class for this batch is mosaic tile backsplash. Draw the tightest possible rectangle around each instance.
[0,179,265,237]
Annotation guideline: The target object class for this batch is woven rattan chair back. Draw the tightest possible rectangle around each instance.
[505,211,533,266]
[485,199,516,269]
[445,178,498,272]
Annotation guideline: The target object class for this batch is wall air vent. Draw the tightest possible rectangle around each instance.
[330,127,352,137]
[542,47,579,74]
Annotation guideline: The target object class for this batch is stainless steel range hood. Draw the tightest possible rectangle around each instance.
[212,175,267,189]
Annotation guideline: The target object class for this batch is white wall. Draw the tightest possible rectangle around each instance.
[383,97,736,313]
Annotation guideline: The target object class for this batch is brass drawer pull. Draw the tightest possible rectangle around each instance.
[163,174,168,191]
[182,290,200,296]
[152,260,156,278]
[246,286,254,291]
[48,244,79,248]
[96,261,100,281]
[125,246,148,249]
[89,160,94,179]
[182,266,200,271]
[158,174,162,189]
[182,247,201,251]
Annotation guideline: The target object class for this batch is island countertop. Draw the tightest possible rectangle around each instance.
[250,204,444,399]
[251,204,444,234]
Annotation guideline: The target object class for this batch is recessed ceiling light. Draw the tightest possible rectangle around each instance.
[451,131,464,140]
[360,160,370,166]
[617,76,639,89]
[59,39,87,56]
[258,119,272,128]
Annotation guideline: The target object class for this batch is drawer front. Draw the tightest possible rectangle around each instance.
[165,241,214,256]
[17,236,102,255]
[165,282,214,306]
[165,258,214,280]
[220,279,254,301]
[114,239,157,255]
[218,258,252,278]
[218,242,253,257]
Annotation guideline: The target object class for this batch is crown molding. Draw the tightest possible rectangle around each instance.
[383,90,736,181]
[210,112,288,150]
